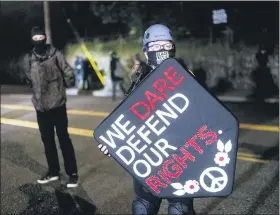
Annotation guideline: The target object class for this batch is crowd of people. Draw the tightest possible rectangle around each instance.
[73,47,151,101]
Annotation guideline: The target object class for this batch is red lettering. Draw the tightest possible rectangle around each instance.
[197,125,217,145]
[164,66,184,86]
[184,135,203,154]
[158,170,171,184]
[146,176,167,194]
[173,148,195,168]
[163,159,183,178]
[130,101,151,120]
[145,91,164,110]
[153,78,175,98]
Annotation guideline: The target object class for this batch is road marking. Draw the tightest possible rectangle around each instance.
[1,104,109,117]
[217,95,279,104]
[237,152,259,158]
[67,109,108,117]
[1,117,273,164]
[239,123,280,132]
[237,156,269,164]
[1,104,279,132]
[1,104,34,111]
[1,118,93,137]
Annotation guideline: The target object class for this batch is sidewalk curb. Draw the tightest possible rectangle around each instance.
[217,96,279,104]
[65,91,279,104]
[2,86,278,104]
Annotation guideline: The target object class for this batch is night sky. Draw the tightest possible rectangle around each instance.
[0,1,278,65]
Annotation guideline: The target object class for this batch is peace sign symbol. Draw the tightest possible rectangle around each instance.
[199,167,228,193]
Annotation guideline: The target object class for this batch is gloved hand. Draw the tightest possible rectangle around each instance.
[98,144,111,157]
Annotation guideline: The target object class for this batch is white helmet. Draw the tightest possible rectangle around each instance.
[143,24,173,52]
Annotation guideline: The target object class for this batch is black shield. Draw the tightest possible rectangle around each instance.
[94,58,239,199]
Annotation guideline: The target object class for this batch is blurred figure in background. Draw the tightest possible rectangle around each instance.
[74,56,85,89]
[110,51,126,101]
[192,61,207,89]
[256,44,269,67]
[251,44,278,101]
[130,53,146,84]
[85,59,103,90]
[14,26,79,188]
[83,58,91,90]
[82,57,90,90]
[131,54,145,74]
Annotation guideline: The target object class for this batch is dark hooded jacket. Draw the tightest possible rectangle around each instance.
[20,45,75,112]
[125,63,152,96]
[125,58,192,97]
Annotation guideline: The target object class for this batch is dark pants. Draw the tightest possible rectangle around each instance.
[112,79,126,101]
[83,71,89,90]
[36,104,78,176]
[133,178,195,214]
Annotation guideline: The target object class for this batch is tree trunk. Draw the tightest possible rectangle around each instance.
[43,1,52,44]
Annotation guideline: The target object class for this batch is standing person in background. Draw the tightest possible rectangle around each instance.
[132,54,145,72]
[110,51,126,101]
[15,26,79,188]
[252,44,278,100]
[82,57,90,90]
[84,58,92,90]
[74,56,85,89]
[91,60,104,90]
[130,53,146,80]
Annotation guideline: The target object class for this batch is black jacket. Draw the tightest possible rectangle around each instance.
[125,63,152,96]
[126,58,191,97]
[20,45,75,112]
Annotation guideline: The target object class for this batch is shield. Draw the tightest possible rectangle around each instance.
[94,58,239,199]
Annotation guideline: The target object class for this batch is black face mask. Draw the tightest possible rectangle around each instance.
[147,49,175,68]
[32,39,47,54]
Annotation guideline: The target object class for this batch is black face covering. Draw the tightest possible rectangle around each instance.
[31,26,47,54]
[147,49,175,68]
[32,38,47,54]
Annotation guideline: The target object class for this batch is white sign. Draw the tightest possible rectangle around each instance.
[212,9,227,25]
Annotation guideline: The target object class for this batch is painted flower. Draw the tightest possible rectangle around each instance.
[171,183,185,196]
[214,152,230,166]
[184,180,200,194]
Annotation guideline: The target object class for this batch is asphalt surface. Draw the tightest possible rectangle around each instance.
[1,91,279,215]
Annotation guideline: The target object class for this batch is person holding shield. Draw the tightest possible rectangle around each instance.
[98,24,197,215]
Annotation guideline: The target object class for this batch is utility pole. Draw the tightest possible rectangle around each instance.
[43,1,52,44]
[209,26,213,45]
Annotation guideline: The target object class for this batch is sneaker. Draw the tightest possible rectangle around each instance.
[37,172,59,184]
[67,174,79,188]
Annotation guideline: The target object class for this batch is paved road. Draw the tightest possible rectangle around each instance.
[1,93,279,215]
